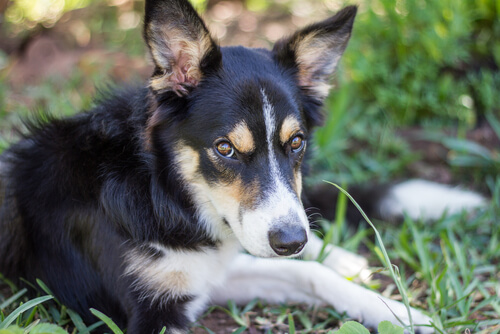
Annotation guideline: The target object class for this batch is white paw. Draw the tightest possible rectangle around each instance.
[357,295,433,334]
[322,246,371,281]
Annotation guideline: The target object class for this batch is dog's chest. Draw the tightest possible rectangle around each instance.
[124,237,241,302]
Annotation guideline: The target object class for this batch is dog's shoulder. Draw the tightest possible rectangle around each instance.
[1,86,151,234]
[6,86,149,187]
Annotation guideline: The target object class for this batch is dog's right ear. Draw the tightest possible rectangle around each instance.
[144,0,221,96]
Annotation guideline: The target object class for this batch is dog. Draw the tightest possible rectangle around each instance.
[0,0,486,333]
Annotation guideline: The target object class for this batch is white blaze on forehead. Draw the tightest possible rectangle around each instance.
[261,89,303,207]
[234,88,308,257]
[261,89,280,184]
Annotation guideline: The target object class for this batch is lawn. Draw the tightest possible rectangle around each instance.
[0,0,499,333]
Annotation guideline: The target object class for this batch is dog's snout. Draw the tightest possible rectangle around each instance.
[268,226,307,256]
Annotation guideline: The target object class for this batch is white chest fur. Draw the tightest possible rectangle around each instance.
[124,237,241,316]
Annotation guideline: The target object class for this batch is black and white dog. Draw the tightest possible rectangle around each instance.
[0,0,485,333]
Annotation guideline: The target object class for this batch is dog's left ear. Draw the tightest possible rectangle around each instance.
[273,6,357,102]
[144,0,222,96]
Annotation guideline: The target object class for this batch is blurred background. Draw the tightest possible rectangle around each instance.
[0,0,499,191]
[0,1,499,332]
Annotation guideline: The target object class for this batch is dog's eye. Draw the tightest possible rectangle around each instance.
[216,141,235,158]
[290,135,305,152]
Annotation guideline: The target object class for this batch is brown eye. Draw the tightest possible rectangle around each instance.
[216,141,235,158]
[290,135,304,152]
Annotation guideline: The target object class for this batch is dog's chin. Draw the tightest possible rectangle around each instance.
[241,242,307,259]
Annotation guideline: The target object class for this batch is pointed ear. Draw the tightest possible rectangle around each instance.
[273,6,357,101]
[144,0,222,96]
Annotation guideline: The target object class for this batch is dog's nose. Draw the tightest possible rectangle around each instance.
[268,226,307,256]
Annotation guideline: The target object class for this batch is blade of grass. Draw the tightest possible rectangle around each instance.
[288,313,296,334]
[86,321,105,332]
[0,295,53,329]
[89,308,123,334]
[36,279,59,305]
[66,308,89,334]
[324,181,416,333]
[0,289,27,310]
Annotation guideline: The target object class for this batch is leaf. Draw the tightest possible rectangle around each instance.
[334,321,370,334]
[0,326,24,334]
[377,321,404,334]
[30,323,68,334]
[442,138,491,160]
[232,326,247,334]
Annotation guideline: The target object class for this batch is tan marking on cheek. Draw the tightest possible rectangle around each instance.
[213,178,260,212]
[280,115,302,144]
[227,121,255,154]
[175,142,201,182]
[218,177,244,204]
[241,180,260,209]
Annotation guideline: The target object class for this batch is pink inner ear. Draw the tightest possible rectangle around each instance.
[167,52,196,96]
[168,47,202,96]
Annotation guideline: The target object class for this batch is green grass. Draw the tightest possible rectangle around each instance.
[1,0,499,333]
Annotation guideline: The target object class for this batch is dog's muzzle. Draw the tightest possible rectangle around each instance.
[268,225,307,256]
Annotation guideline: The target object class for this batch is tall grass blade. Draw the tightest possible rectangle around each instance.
[325,182,415,333]
[66,308,89,334]
[287,314,296,334]
[36,280,59,305]
[0,295,53,329]
[89,308,123,334]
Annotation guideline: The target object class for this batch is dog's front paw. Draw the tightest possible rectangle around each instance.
[357,296,433,334]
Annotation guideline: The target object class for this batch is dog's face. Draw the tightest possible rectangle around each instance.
[170,51,311,257]
[144,0,356,257]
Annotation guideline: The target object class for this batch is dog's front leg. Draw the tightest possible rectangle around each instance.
[211,254,433,334]
[125,289,208,334]
[302,233,371,280]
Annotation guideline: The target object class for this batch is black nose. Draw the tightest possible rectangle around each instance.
[268,226,308,256]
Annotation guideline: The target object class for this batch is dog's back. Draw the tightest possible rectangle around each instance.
[0,89,151,325]
[0,152,26,281]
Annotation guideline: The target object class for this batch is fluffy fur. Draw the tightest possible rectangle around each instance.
[0,1,484,333]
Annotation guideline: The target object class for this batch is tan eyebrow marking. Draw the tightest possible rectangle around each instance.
[280,115,302,144]
[227,121,255,154]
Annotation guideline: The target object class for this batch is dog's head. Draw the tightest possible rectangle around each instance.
[144,0,356,257]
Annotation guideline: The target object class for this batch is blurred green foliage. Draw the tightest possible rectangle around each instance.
[341,0,499,125]
[6,0,94,28]
[4,0,498,125]
[312,0,499,183]
[1,0,499,184]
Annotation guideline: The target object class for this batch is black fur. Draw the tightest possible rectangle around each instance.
[0,1,357,333]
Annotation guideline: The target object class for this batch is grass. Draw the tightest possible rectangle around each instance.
[1,0,499,333]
